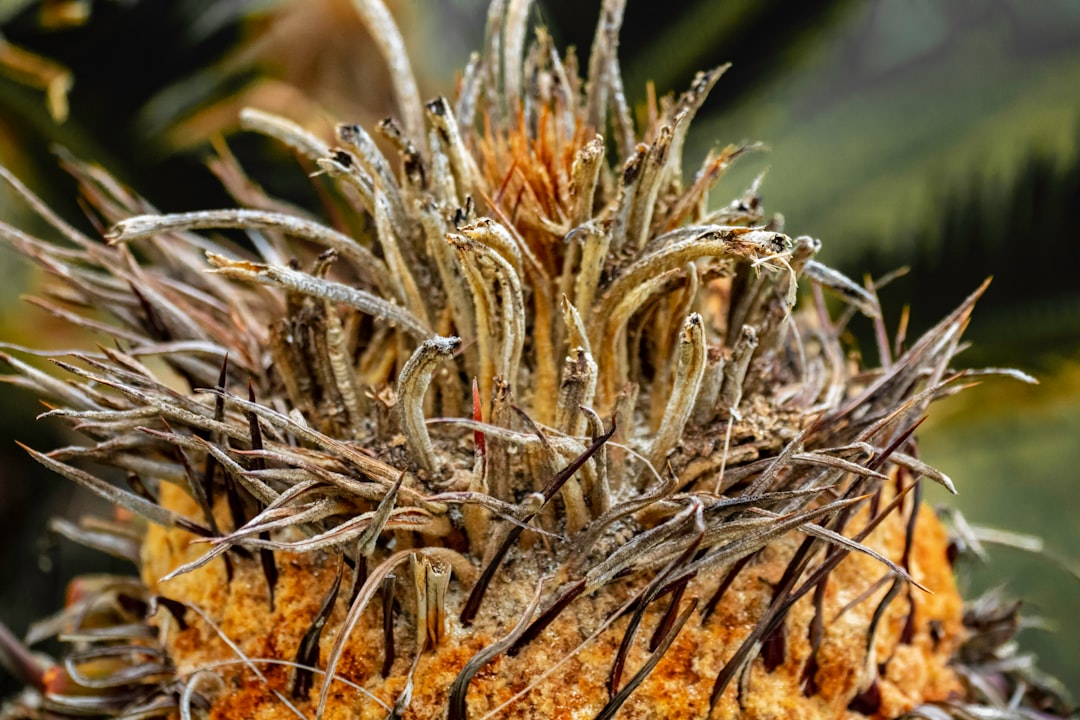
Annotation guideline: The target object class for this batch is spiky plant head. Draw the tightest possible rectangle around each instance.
[0,1,1070,719]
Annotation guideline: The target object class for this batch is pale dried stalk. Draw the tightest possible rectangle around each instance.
[609,144,647,252]
[719,324,758,413]
[322,300,367,436]
[377,117,426,195]
[590,227,789,343]
[457,217,523,278]
[585,0,628,138]
[595,267,683,408]
[666,65,730,183]
[425,97,476,204]
[416,200,477,370]
[347,0,425,147]
[107,208,394,297]
[397,335,461,474]
[649,313,707,469]
[502,0,531,116]
[22,446,206,534]
[691,346,725,425]
[555,347,598,437]
[560,295,592,357]
[239,108,330,162]
[412,555,452,650]
[628,124,673,250]
[804,259,880,318]
[206,253,431,340]
[373,194,431,328]
[569,136,605,229]
[486,378,514,502]
[449,234,525,401]
[315,151,376,216]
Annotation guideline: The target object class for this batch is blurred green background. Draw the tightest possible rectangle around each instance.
[1,0,1078,702]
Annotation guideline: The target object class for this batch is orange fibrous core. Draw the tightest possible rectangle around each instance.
[482,110,606,246]
[144,479,963,720]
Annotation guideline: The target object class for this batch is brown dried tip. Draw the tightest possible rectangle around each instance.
[0,1,1065,719]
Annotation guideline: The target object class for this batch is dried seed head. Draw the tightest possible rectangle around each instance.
[0,1,1065,720]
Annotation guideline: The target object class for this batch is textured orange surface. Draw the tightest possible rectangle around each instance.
[143,482,962,719]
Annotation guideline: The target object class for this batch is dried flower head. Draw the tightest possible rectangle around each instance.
[0,1,1071,719]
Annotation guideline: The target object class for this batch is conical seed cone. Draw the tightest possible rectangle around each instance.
[0,1,1068,720]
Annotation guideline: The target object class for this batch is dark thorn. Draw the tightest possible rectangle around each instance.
[221,493,251,560]
[807,419,927,596]
[507,579,585,657]
[511,404,549,448]
[0,619,47,691]
[448,581,545,720]
[899,592,916,645]
[868,487,881,518]
[710,534,820,710]
[246,381,265,464]
[928,620,943,650]
[648,579,689,653]
[863,576,904,689]
[349,554,368,607]
[201,360,224,515]
[210,357,251,542]
[125,473,156,503]
[460,420,615,626]
[248,381,277,612]
[259,537,278,613]
[801,653,820,697]
[290,557,344,699]
[381,575,396,678]
[594,598,698,720]
[623,570,694,618]
[761,618,786,672]
[425,97,448,117]
[609,586,649,698]
[538,419,616,504]
[847,679,882,715]
[701,553,753,622]
[867,417,925,472]
[901,477,923,570]
[791,481,922,611]
[801,578,826,696]
[154,596,189,631]
[174,518,216,539]
[612,516,704,696]
[116,592,149,619]
[946,541,960,567]
[170,425,221,539]
[128,282,170,342]
[772,535,819,607]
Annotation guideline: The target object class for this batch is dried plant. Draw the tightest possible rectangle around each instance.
[0,1,1071,719]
